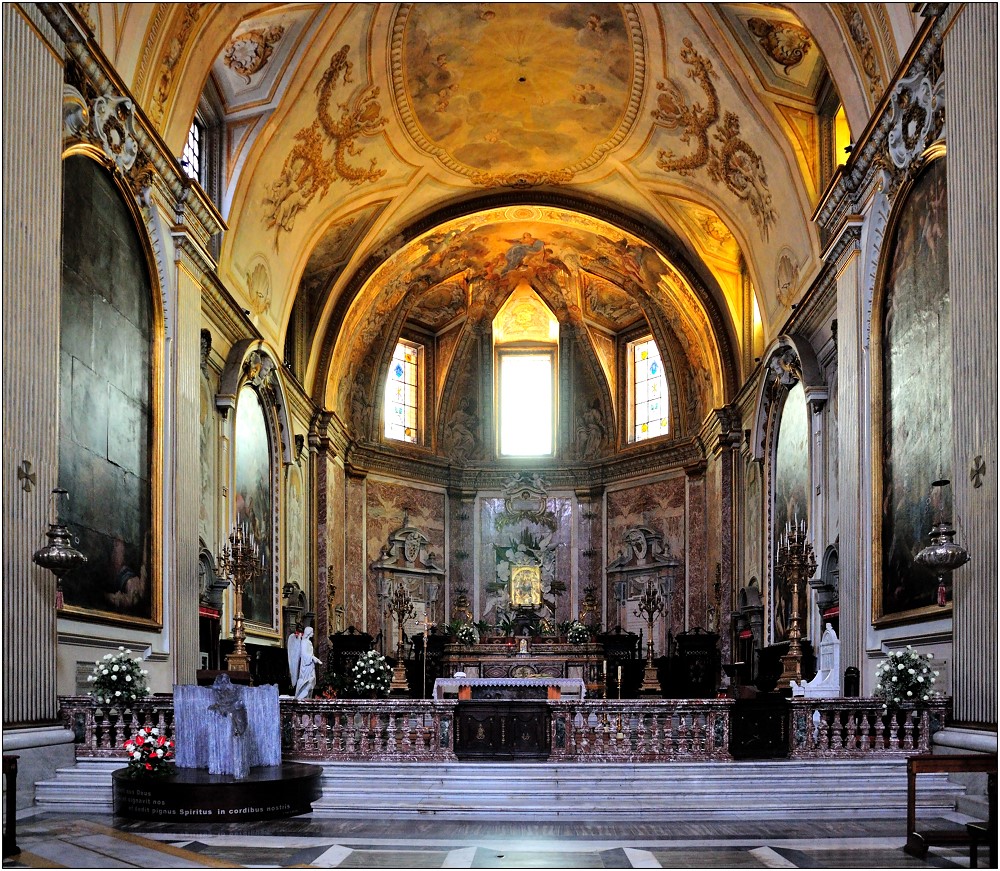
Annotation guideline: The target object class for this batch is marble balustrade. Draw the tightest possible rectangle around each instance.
[788,698,951,758]
[59,694,951,762]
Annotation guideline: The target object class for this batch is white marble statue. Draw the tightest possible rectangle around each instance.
[290,625,323,699]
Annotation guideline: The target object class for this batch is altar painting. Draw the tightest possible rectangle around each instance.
[771,381,809,643]
[877,158,951,623]
[234,385,274,629]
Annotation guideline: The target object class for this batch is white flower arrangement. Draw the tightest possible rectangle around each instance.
[350,650,392,698]
[87,647,150,707]
[566,620,590,644]
[455,623,479,645]
[874,645,940,712]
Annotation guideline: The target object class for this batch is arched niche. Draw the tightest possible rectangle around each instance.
[216,341,296,637]
[751,336,825,646]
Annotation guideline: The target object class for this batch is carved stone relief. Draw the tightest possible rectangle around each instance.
[746,17,812,75]
[224,25,286,85]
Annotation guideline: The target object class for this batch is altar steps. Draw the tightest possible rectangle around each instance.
[34,757,962,820]
[308,759,961,821]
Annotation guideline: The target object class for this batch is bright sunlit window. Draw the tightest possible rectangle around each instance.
[384,340,422,443]
[628,336,669,442]
[181,120,203,183]
[498,352,553,456]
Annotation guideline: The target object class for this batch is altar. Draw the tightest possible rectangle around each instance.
[439,641,604,687]
[432,676,587,700]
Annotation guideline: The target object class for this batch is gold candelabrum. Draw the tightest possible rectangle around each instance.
[385,581,415,695]
[217,521,263,674]
[775,519,817,689]
[634,577,665,695]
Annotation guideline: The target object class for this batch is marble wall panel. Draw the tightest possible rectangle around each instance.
[606,475,687,640]
[345,474,366,631]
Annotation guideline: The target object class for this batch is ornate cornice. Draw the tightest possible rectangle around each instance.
[813,13,946,236]
[41,4,223,245]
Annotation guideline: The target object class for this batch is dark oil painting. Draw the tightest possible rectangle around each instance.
[58,155,157,625]
[879,158,951,622]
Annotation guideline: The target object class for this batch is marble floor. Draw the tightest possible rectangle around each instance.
[2,809,982,870]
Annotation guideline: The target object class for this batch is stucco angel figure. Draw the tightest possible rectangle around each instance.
[288,625,323,699]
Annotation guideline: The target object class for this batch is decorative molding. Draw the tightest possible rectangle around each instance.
[839,4,884,105]
[652,38,777,240]
[746,17,812,75]
[216,340,295,466]
[223,25,285,85]
[91,95,138,173]
[149,3,204,126]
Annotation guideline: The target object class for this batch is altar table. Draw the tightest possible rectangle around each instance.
[432,676,587,700]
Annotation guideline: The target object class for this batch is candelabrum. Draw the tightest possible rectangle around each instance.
[385,581,415,695]
[217,521,263,674]
[634,577,666,694]
[775,519,817,689]
[32,489,87,609]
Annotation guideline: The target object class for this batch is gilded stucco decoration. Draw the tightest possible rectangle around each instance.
[246,260,272,316]
[839,4,884,105]
[746,17,812,75]
[652,39,777,241]
[391,3,643,186]
[150,3,204,126]
[263,45,387,248]
[224,25,286,85]
[92,96,139,174]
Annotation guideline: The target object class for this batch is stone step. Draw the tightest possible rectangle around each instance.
[33,758,962,820]
[306,760,960,820]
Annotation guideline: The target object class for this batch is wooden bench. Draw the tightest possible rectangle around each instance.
[903,753,997,860]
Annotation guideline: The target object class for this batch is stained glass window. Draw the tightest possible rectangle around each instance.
[629,336,669,442]
[384,340,421,443]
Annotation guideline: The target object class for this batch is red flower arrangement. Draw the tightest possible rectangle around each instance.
[123,727,175,778]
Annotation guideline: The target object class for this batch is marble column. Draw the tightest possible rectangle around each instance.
[944,4,998,729]
[309,414,336,660]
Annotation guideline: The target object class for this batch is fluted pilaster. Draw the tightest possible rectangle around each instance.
[2,4,64,726]
[945,3,998,727]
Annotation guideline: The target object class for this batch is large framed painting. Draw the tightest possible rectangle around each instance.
[771,381,809,644]
[234,384,276,631]
[57,154,161,627]
[874,157,951,625]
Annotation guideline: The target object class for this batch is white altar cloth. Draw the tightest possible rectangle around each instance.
[433,676,586,700]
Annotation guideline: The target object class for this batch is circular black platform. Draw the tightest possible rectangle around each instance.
[112,762,323,821]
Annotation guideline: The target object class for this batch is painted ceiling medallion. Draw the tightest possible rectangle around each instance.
[391,3,643,186]
[224,25,286,85]
[746,17,812,75]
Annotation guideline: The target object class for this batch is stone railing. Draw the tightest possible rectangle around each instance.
[281,699,458,761]
[549,699,733,761]
[60,695,176,757]
[788,698,952,758]
[58,695,951,762]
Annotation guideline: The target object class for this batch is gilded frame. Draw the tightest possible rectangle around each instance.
[870,145,951,627]
[56,145,164,629]
[510,564,543,608]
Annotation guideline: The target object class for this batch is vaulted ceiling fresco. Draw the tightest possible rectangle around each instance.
[83,2,920,407]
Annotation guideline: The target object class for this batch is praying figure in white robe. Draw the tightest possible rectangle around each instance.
[290,625,322,699]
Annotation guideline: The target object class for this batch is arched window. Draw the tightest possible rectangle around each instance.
[627,335,669,442]
[384,339,423,444]
[493,283,558,457]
